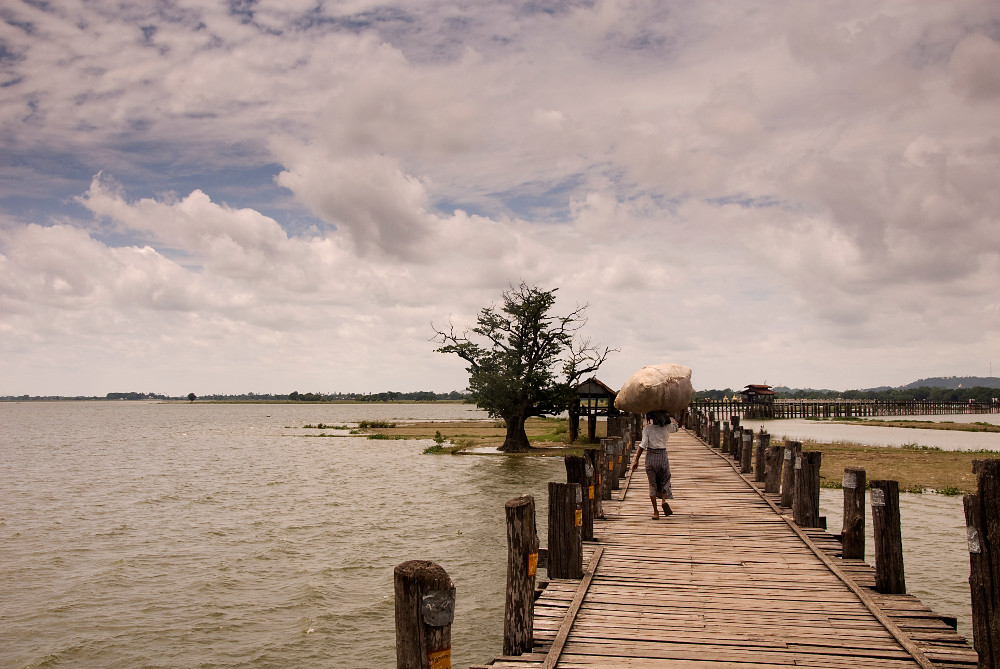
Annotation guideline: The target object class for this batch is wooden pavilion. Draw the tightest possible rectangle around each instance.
[570,377,619,443]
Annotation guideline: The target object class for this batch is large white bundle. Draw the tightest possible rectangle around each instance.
[614,363,695,417]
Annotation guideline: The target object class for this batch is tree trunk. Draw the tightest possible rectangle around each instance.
[500,412,532,452]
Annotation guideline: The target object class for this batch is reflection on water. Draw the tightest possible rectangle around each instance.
[1,403,980,667]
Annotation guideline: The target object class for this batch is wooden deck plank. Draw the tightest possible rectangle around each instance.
[476,429,975,669]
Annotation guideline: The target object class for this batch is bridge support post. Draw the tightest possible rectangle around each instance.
[585,448,605,519]
[793,451,822,527]
[964,459,1000,669]
[764,443,783,494]
[503,496,538,656]
[565,456,594,541]
[602,439,620,492]
[842,468,867,560]
[394,560,455,669]
[548,482,583,579]
[870,479,906,594]
[755,432,769,483]
[780,441,801,508]
[740,430,753,474]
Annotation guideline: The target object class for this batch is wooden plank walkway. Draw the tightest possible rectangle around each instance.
[477,429,977,669]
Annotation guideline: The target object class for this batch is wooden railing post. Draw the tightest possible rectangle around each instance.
[394,560,455,669]
[740,430,753,474]
[548,482,583,579]
[565,456,594,541]
[601,438,620,492]
[780,441,801,508]
[870,479,906,594]
[723,423,732,455]
[964,459,1000,669]
[503,496,538,656]
[764,443,783,494]
[842,468,866,560]
[755,432,769,483]
[793,451,822,527]
[584,448,605,519]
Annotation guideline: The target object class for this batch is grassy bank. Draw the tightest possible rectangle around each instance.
[303,418,995,493]
[796,440,992,494]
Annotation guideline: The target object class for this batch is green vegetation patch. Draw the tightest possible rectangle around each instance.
[793,439,996,494]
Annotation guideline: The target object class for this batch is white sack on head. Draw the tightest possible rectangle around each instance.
[614,363,695,417]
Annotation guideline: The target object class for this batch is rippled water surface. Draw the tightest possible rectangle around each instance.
[1,403,978,667]
[1,402,564,668]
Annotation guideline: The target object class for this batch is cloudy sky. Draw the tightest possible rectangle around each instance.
[1,0,998,397]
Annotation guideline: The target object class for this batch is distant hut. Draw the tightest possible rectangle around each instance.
[571,377,618,443]
[741,384,776,418]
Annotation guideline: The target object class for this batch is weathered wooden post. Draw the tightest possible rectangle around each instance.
[601,438,619,492]
[842,467,866,560]
[780,441,801,508]
[503,495,538,656]
[740,429,753,474]
[764,443,783,494]
[712,420,721,449]
[394,560,455,669]
[755,432,769,483]
[964,459,1000,669]
[870,479,906,594]
[587,411,597,443]
[723,423,732,455]
[584,448,605,519]
[565,455,594,541]
[792,450,822,527]
[548,482,583,579]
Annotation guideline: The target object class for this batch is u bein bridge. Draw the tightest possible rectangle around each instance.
[394,409,1000,669]
[569,378,1000,441]
[702,398,1000,421]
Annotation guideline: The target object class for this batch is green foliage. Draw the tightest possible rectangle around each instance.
[433,282,613,451]
[434,431,446,444]
[358,420,396,429]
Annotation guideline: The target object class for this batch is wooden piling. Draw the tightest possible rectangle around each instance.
[842,467,866,561]
[764,444,783,494]
[740,429,753,474]
[565,456,594,541]
[964,459,1000,669]
[870,479,906,594]
[503,496,538,656]
[780,441,801,508]
[754,432,769,483]
[793,451,822,528]
[394,560,455,669]
[723,423,732,455]
[548,482,583,579]
[584,448,605,519]
[602,438,620,492]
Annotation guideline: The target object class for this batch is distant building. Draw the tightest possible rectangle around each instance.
[741,384,776,418]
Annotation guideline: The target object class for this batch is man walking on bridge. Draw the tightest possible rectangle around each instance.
[631,410,678,519]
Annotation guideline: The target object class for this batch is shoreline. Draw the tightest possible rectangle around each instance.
[319,417,995,494]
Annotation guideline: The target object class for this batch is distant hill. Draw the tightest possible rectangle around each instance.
[901,376,1000,390]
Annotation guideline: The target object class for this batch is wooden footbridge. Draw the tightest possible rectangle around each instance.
[472,428,979,669]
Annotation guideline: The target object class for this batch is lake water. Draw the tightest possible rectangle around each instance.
[0,403,978,667]
[750,413,1000,451]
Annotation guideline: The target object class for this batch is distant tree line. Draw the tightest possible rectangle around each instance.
[286,390,468,402]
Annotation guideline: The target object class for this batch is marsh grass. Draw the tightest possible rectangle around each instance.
[799,439,995,494]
